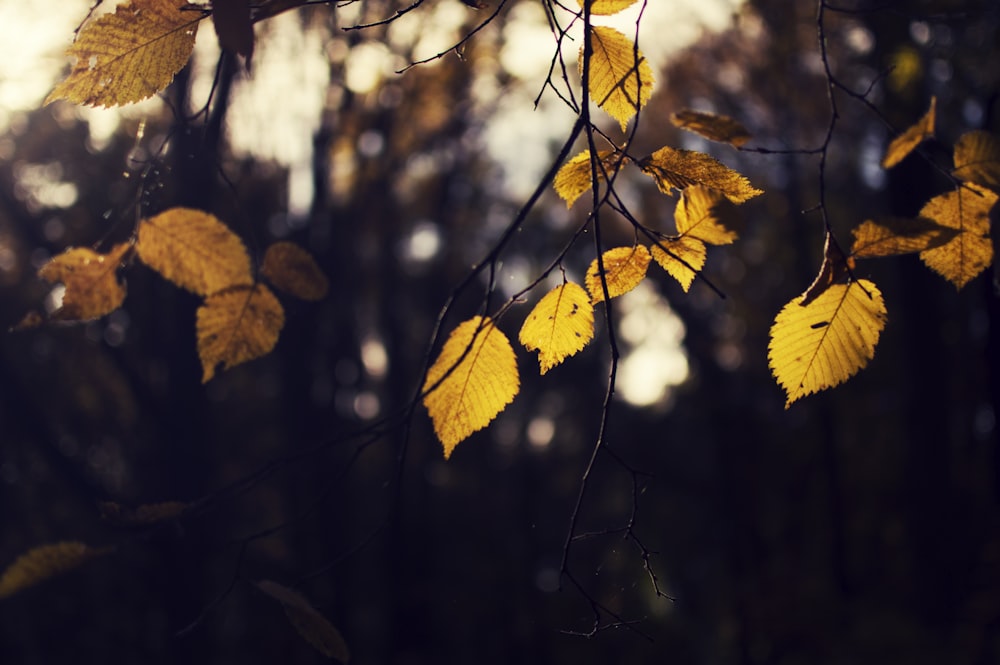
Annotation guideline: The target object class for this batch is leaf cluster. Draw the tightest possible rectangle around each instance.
[34,207,328,382]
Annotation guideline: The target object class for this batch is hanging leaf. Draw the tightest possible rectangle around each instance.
[196,284,285,382]
[674,185,738,245]
[769,279,887,408]
[98,500,189,527]
[650,238,706,292]
[670,109,752,147]
[638,146,763,203]
[261,241,329,301]
[918,184,997,289]
[255,580,350,663]
[136,207,252,296]
[38,243,131,321]
[519,282,595,374]
[800,232,853,307]
[585,245,651,302]
[0,542,112,599]
[953,130,1000,192]
[422,316,519,458]
[881,96,936,168]
[575,0,639,15]
[212,0,254,61]
[582,26,654,131]
[45,0,202,107]
[849,216,958,259]
[553,150,622,208]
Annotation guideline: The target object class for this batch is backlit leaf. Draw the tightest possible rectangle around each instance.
[553,150,621,208]
[769,279,887,408]
[674,185,737,245]
[0,542,111,599]
[638,146,763,203]
[849,216,957,259]
[423,316,519,458]
[136,207,252,296]
[38,243,130,321]
[212,0,254,60]
[918,184,997,289]
[261,241,329,301]
[196,284,285,382]
[585,245,651,302]
[256,580,350,663]
[800,232,853,307]
[519,282,595,374]
[98,500,189,527]
[45,0,201,107]
[582,26,654,131]
[576,0,639,15]
[953,130,1000,191]
[670,109,751,147]
[881,96,935,168]
[650,238,706,292]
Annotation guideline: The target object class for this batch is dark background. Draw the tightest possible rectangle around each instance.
[2,1,1000,663]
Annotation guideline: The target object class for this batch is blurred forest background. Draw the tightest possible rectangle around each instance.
[2,0,1000,663]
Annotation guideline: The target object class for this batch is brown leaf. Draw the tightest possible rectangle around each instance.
[38,243,131,321]
[800,232,854,307]
[638,146,762,203]
[671,109,751,147]
[212,0,254,62]
[260,241,329,301]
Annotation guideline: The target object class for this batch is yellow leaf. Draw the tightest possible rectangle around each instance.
[519,282,595,374]
[196,284,285,382]
[255,580,350,663]
[953,130,1000,191]
[0,542,111,599]
[768,279,887,408]
[585,245,651,302]
[45,0,202,107]
[650,238,706,292]
[918,184,997,289]
[674,185,737,245]
[881,96,936,168]
[136,207,252,296]
[575,0,639,14]
[422,316,519,458]
[261,241,329,301]
[638,146,763,203]
[670,109,752,147]
[38,243,130,321]
[849,216,958,259]
[582,26,654,132]
[98,500,189,527]
[553,150,621,208]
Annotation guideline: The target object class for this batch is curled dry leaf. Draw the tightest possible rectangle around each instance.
[38,243,130,321]
[881,96,935,168]
[671,109,752,147]
[261,241,329,301]
[639,146,763,203]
